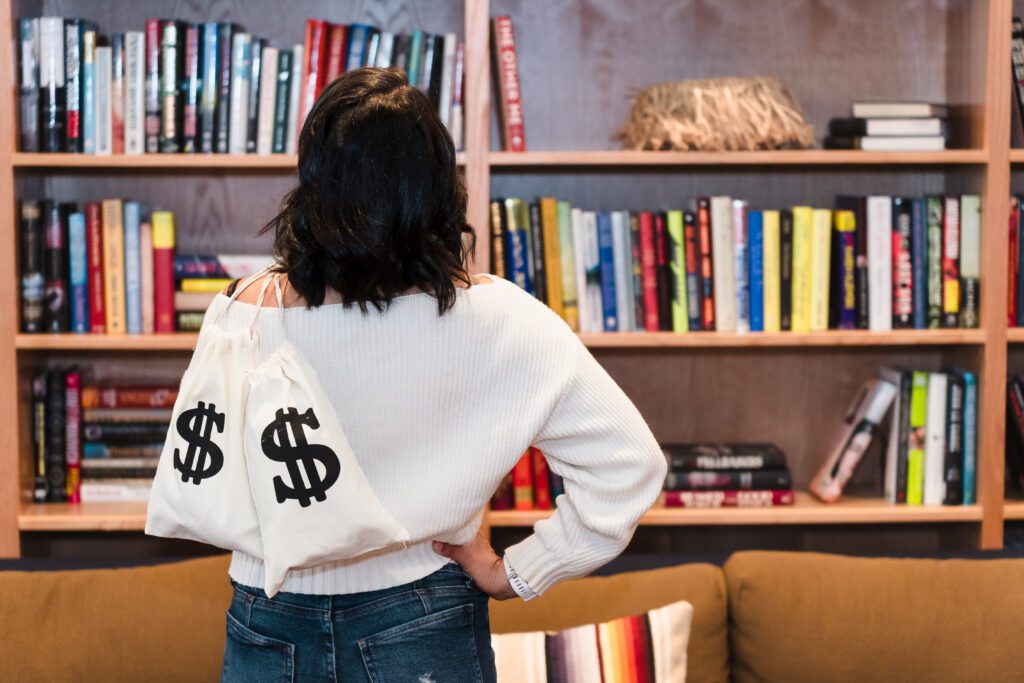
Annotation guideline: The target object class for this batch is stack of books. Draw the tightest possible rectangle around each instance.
[490,447,565,511]
[173,254,272,331]
[490,194,982,335]
[18,199,176,335]
[32,374,176,503]
[17,16,464,155]
[658,444,794,508]
[824,102,948,151]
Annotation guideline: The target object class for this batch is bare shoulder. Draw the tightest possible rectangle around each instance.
[224,274,306,308]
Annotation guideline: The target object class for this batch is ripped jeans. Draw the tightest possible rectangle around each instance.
[222,562,497,682]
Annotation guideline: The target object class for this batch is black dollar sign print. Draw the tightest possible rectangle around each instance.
[173,401,225,485]
[261,407,340,507]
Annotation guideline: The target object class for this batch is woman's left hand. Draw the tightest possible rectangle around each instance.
[432,532,517,600]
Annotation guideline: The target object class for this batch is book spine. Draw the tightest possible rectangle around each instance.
[199,23,219,153]
[923,372,948,506]
[85,203,105,333]
[697,198,716,331]
[19,18,40,152]
[571,209,590,331]
[527,202,544,300]
[152,212,176,333]
[144,18,161,153]
[867,196,893,331]
[101,199,126,334]
[32,375,47,502]
[809,208,832,332]
[216,23,234,153]
[418,33,435,94]
[158,21,180,153]
[428,33,445,109]
[407,31,424,90]
[489,200,507,279]
[790,206,812,332]
[668,210,689,333]
[111,34,125,154]
[942,372,964,505]
[65,370,81,503]
[299,20,327,141]
[654,213,672,331]
[558,200,579,330]
[64,20,82,152]
[924,197,943,328]
[228,34,252,154]
[710,197,735,331]
[140,222,154,334]
[835,210,857,330]
[629,214,644,330]
[80,482,152,503]
[439,33,456,126]
[748,210,764,333]
[123,202,143,334]
[910,198,928,329]
[19,201,44,333]
[375,32,394,68]
[665,450,787,471]
[286,44,303,154]
[512,451,534,510]
[683,210,702,331]
[597,212,618,331]
[124,32,145,154]
[43,201,69,332]
[883,368,912,504]
[639,211,659,331]
[272,50,292,153]
[80,386,178,409]
[94,46,112,155]
[664,470,792,491]
[852,200,870,329]
[942,197,961,328]
[541,197,564,319]
[779,209,794,331]
[39,17,66,152]
[491,17,526,151]
[81,30,95,153]
[892,198,914,328]
[1013,197,1020,326]
[1014,19,1024,139]
[46,370,67,502]
[257,46,279,155]
[348,25,370,73]
[906,371,929,505]
[531,448,553,510]
[733,200,749,333]
[959,195,981,328]
[246,38,264,153]
[504,199,530,292]
[961,371,977,504]
[450,41,465,149]
[181,24,200,153]
[68,212,89,333]
[583,212,602,333]
[324,23,346,83]
[83,422,170,443]
[660,489,795,508]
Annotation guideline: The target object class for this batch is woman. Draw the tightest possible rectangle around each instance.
[217,68,666,682]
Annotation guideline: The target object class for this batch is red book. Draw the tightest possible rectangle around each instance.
[85,202,105,334]
[512,450,534,511]
[531,447,553,511]
[111,37,125,154]
[654,212,672,331]
[697,197,716,330]
[660,489,795,508]
[490,472,514,510]
[941,196,960,328]
[324,24,348,86]
[80,386,178,409]
[151,212,175,333]
[1011,197,1020,326]
[638,211,659,331]
[491,16,526,151]
[683,210,701,330]
[180,24,200,151]
[144,18,161,153]
[300,19,328,140]
[64,371,81,503]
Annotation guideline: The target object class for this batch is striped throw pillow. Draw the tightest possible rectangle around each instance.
[491,599,693,682]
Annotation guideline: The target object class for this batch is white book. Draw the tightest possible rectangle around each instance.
[923,372,948,506]
[375,32,394,67]
[959,195,981,327]
[880,368,906,504]
[851,102,948,119]
[449,42,464,149]
[286,44,303,154]
[228,33,252,154]
[39,17,65,87]
[611,211,635,332]
[256,46,278,155]
[582,211,603,333]
[732,199,749,334]
[124,32,145,154]
[710,196,736,332]
[81,480,152,502]
[857,136,945,152]
[94,46,112,155]
[866,196,893,331]
[438,33,457,130]
[139,221,154,334]
[858,118,944,136]
[571,208,590,332]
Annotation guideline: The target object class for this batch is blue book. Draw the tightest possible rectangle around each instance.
[82,31,96,154]
[123,202,143,334]
[910,197,928,329]
[68,212,89,333]
[549,473,565,502]
[747,210,764,332]
[407,31,424,90]
[505,201,531,294]
[199,22,219,153]
[347,24,371,72]
[961,371,977,505]
[733,200,749,333]
[596,212,618,331]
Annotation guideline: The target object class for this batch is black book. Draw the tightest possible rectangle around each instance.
[215,23,234,154]
[199,23,219,153]
[630,213,646,330]
[42,200,70,333]
[664,469,792,492]
[45,369,67,502]
[64,19,84,152]
[180,23,202,153]
[159,20,183,153]
[19,18,41,152]
[81,466,159,480]
[83,422,172,444]
[32,373,47,502]
[836,195,869,329]
[779,209,794,331]
[528,201,546,304]
[19,201,45,333]
[392,34,411,73]
[942,369,965,505]
[683,210,702,331]
[246,38,264,154]
[419,33,435,94]
[892,197,914,328]
[489,198,507,280]
[656,212,672,331]
[663,443,788,471]
[881,366,912,504]
[428,34,445,110]
[1013,18,1024,138]
[39,17,66,153]
[271,50,292,153]
[1008,378,1024,492]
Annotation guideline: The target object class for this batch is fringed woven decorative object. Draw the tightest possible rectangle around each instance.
[616,77,815,151]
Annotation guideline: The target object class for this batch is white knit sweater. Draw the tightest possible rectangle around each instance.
[216,275,666,597]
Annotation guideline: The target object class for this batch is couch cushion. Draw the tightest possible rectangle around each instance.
[0,554,232,683]
[491,563,729,683]
[725,551,1024,683]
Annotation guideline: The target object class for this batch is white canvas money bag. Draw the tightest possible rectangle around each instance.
[145,271,276,557]
[243,276,410,597]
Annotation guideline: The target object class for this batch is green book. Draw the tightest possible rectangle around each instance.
[906,371,929,505]
[667,210,689,332]
[556,200,579,331]
[926,197,943,328]
[407,31,424,90]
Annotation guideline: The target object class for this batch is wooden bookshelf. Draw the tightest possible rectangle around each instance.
[1,0,1021,560]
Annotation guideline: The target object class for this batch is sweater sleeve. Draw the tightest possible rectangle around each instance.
[502,343,668,596]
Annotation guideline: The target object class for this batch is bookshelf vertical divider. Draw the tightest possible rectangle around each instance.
[464,0,491,273]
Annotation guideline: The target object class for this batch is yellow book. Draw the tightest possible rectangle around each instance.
[540,197,563,319]
[180,278,236,293]
[666,210,688,332]
[101,199,127,334]
[809,209,833,331]
[556,200,579,331]
[790,206,813,332]
[762,210,781,332]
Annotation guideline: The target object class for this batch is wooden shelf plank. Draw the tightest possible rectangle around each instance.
[1007,327,1024,343]
[12,152,466,169]
[16,334,199,351]
[19,502,148,531]
[1010,149,1024,163]
[1003,501,1024,520]
[487,492,983,527]
[490,150,989,167]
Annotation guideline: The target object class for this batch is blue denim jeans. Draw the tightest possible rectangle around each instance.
[221,562,497,682]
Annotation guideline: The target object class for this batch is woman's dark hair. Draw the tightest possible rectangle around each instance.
[263,67,474,314]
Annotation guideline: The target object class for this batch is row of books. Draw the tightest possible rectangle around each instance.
[32,375,175,503]
[17,16,464,155]
[490,195,982,334]
[173,255,273,331]
[824,101,948,152]
[658,444,794,509]
[19,200,177,335]
[491,447,564,511]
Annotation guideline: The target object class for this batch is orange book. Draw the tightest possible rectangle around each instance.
[100,199,126,334]
[531,447,553,510]
[512,450,534,510]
